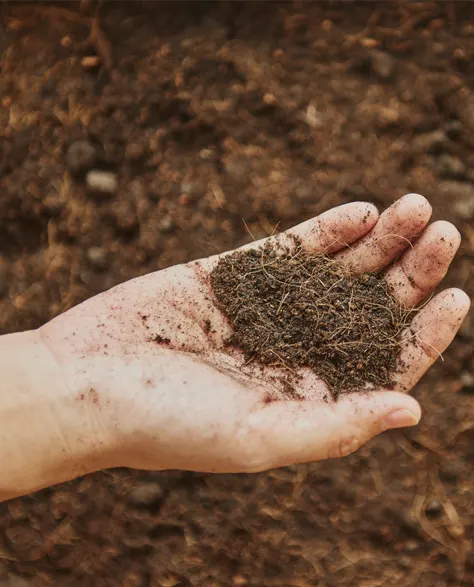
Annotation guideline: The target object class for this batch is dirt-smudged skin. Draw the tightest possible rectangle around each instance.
[210,239,415,398]
[1,2,474,587]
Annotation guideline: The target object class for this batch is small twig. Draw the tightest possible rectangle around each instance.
[373,233,414,249]
[211,183,226,208]
[241,218,256,241]
[417,336,445,361]
[276,291,290,315]
[89,14,113,69]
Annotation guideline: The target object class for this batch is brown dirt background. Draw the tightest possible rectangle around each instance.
[0,2,473,586]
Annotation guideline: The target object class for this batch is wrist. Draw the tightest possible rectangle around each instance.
[0,329,114,500]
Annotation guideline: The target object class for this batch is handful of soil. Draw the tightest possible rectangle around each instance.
[210,240,415,398]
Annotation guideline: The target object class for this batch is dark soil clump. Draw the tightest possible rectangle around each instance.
[2,3,474,586]
[211,240,414,398]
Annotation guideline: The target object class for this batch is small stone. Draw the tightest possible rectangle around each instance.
[61,35,73,48]
[361,37,379,48]
[304,103,323,128]
[86,247,108,270]
[369,50,395,79]
[459,370,474,395]
[425,499,442,516]
[86,170,118,195]
[199,148,216,160]
[405,540,419,552]
[66,140,97,173]
[460,371,474,386]
[127,483,164,506]
[263,93,277,105]
[81,55,100,69]
[158,215,174,233]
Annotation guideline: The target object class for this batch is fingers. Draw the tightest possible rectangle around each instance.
[199,201,378,270]
[246,391,421,469]
[385,221,461,308]
[393,288,470,392]
[337,193,432,273]
[283,201,379,254]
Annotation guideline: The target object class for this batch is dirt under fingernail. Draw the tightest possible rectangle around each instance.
[210,238,415,399]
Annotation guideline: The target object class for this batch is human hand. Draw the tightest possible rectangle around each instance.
[40,193,470,476]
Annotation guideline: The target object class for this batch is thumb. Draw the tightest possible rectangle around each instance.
[250,391,421,469]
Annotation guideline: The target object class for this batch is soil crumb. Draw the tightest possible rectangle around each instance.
[153,334,171,345]
[211,239,415,398]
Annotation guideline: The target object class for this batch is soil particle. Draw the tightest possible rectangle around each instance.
[158,216,175,233]
[368,49,396,80]
[86,170,118,195]
[127,483,164,507]
[152,334,171,345]
[86,246,109,270]
[81,55,101,70]
[1,3,473,586]
[211,239,414,398]
[89,388,99,404]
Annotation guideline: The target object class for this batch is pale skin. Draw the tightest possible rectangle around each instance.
[0,193,470,502]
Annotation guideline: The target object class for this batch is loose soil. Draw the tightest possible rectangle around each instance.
[1,2,474,587]
[211,240,412,397]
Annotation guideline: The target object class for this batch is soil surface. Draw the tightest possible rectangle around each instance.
[1,2,474,586]
[211,240,412,397]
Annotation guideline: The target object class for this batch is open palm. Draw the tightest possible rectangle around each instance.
[41,194,470,474]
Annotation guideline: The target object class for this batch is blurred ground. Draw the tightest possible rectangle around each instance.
[0,2,473,586]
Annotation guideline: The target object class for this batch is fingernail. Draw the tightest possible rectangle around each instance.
[383,409,420,431]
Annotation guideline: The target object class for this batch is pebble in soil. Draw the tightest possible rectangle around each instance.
[210,239,415,399]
